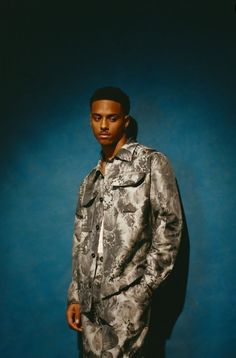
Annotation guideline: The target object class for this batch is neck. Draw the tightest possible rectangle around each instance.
[102,135,127,161]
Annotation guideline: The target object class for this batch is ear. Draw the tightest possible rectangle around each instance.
[124,115,130,128]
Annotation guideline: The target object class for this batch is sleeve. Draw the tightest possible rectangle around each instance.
[67,182,85,305]
[141,152,183,292]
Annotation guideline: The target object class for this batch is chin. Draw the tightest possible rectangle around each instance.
[97,137,114,146]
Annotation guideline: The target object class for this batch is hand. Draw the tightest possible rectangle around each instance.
[66,303,82,332]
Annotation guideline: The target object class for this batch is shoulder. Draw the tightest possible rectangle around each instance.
[133,142,171,169]
[82,167,97,183]
[78,165,97,193]
[75,166,97,207]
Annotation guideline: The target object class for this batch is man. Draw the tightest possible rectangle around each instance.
[66,87,183,357]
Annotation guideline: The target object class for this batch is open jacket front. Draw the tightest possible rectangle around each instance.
[68,140,183,312]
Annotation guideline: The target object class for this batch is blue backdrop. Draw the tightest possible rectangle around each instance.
[1,2,236,357]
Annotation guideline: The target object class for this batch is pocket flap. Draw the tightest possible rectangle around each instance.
[112,172,146,188]
[81,190,98,207]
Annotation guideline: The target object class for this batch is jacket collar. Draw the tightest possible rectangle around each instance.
[100,137,138,163]
[88,138,139,183]
[114,138,138,162]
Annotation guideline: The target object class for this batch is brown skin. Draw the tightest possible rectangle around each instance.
[90,100,130,173]
[66,303,82,332]
[66,99,130,332]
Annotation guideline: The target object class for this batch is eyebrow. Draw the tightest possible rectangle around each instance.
[91,113,120,117]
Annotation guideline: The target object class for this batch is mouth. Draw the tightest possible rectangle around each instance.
[99,133,111,138]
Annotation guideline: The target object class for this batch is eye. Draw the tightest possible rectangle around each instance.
[109,115,120,122]
[92,114,101,121]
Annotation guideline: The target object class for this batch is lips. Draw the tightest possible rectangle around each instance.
[99,133,111,138]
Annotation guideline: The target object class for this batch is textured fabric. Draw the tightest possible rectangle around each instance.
[81,291,150,358]
[68,139,183,313]
[81,248,152,357]
[81,281,152,357]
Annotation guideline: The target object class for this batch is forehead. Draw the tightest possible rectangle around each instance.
[91,100,122,114]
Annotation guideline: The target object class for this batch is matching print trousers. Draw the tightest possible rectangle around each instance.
[80,257,152,357]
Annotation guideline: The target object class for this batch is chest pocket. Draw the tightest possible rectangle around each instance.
[112,172,146,188]
[112,172,146,213]
[76,190,98,231]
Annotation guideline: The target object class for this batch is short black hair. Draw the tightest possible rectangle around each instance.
[90,86,130,114]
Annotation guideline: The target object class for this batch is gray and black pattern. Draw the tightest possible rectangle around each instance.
[81,258,152,357]
[67,139,183,355]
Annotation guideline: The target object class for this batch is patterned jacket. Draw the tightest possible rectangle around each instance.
[67,140,183,312]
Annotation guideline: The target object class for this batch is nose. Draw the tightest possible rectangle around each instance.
[100,117,109,130]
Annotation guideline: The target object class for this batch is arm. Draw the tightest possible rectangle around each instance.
[66,183,85,332]
[67,213,81,305]
[142,152,183,291]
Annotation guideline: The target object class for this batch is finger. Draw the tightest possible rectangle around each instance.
[66,311,78,330]
[68,317,82,332]
[75,318,83,332]
[67,311,82,332]
[71,322,82,332]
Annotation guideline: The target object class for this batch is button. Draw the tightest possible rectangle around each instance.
[99,197,103,202]
[100,256,103,262]
[91,253,96,258]
[96,224,100,230]
[88,283,92,288]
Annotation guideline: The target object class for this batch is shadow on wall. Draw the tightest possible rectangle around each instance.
[143,184,190,357]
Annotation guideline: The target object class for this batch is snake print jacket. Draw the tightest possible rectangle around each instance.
[67,140,183,312]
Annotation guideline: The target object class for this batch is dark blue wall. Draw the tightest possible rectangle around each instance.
[1,2,236,357]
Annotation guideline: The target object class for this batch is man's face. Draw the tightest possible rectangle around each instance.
[90,100,129,146]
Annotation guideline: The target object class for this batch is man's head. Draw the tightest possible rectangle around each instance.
[89,87,131,147]
[90,86,130,115]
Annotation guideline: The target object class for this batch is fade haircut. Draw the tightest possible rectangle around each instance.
[90,86,130,115]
